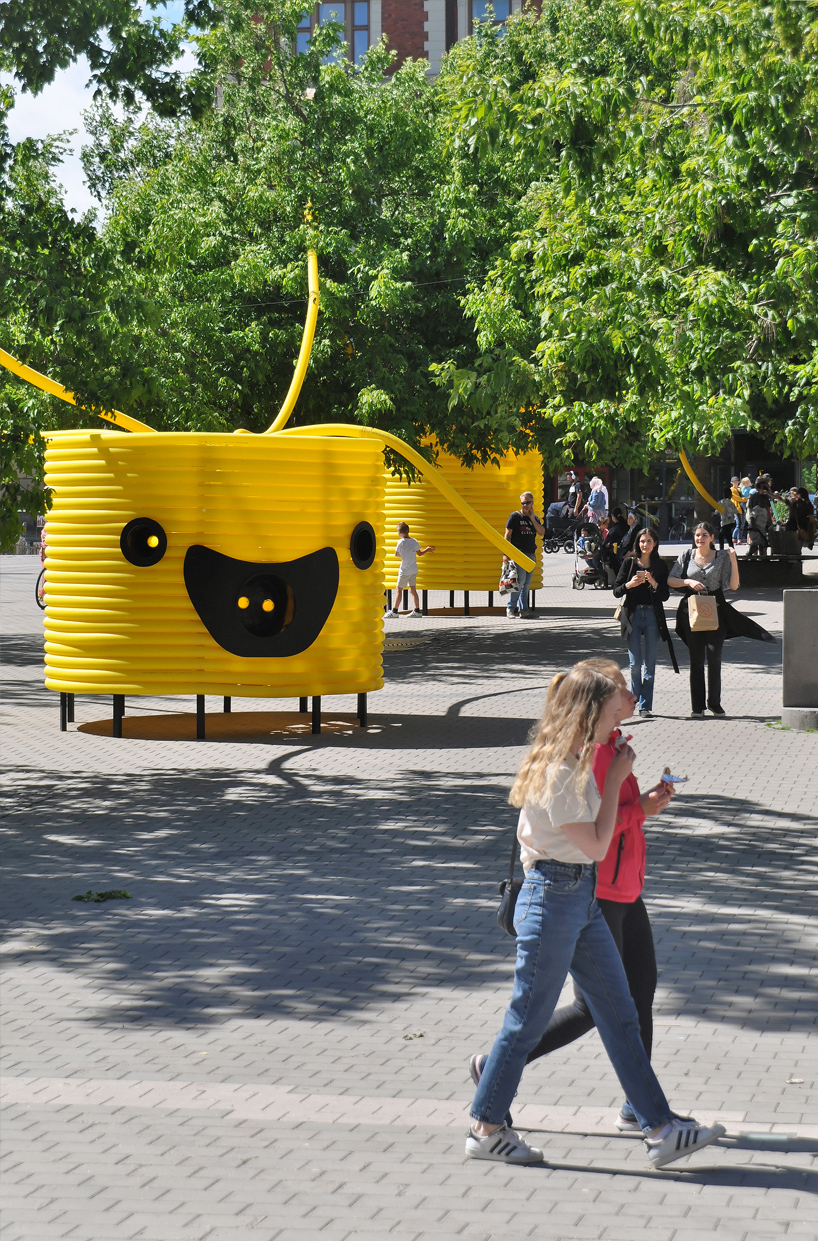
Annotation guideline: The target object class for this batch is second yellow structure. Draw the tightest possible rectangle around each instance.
[384,448,544,593]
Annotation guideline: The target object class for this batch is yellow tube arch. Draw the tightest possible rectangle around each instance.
[0,347,155,434]
[679,447,722,514]
[265,248,320,434]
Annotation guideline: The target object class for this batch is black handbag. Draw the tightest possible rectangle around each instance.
[497,829,523,936]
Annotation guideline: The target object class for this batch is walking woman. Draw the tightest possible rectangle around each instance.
[489,660,679,1134]
[466,664,724,1168]
[668,521,773,718]
[613,527,677,717]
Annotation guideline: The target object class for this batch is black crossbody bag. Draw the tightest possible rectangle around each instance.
[497,830,523,936]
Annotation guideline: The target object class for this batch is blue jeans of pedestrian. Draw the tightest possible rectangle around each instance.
[509,567,533,614]
[627,604,659,712]
[469,862,671,1132]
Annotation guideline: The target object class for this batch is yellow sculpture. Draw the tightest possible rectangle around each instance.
[2,244,536,733]
[383,445,544,595]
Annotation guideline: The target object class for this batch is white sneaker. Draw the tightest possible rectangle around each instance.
[408,609,422,617]
[645,1119,725,1169]
[465,1124,544,1165]
[385,609,399,617]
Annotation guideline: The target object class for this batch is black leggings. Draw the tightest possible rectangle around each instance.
[526,896,657,1063]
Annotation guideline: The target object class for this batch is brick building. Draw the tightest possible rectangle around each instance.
[298,2,541,75]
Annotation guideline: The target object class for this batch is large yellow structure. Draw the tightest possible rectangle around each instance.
[383,448,544,593]
[2,246,536,733]
[43,430,384,698]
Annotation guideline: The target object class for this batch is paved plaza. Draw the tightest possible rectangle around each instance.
[1,550,817,1241]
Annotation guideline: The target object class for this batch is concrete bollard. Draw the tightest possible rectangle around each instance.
[781,590,818,730]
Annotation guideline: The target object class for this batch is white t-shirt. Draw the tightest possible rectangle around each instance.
[395,537,421,575]
[517,756,601,869]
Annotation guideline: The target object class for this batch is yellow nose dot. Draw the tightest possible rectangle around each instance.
[262,599,274,613]
[237,596,250,609]
[147,535,159,548]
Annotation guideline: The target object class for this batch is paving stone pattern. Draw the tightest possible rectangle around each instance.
[1,552,817,1241]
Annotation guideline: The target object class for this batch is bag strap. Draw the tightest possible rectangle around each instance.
[506,827,519,885]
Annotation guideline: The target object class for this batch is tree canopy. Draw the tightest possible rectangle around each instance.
[1,0,817,548]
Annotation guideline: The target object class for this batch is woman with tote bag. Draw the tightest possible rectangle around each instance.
[668,522,774,718]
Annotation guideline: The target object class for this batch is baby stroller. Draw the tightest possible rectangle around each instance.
[545,504,582,553]
[572,527,608,590]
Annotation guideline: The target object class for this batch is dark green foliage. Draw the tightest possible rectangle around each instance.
[72,889,132,902]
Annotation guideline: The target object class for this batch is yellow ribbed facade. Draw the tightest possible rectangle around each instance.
[42,431,385,697]
[383,449,544,591]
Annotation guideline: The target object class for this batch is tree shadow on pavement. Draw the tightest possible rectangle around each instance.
[1,760,815,1035]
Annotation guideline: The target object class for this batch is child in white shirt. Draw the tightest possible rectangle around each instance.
[386,522,435,617]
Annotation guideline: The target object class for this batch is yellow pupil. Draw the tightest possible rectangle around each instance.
[262,599,274,612]
[237,596,249,609]
[147,535,159,548]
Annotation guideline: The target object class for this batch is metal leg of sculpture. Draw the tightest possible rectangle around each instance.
[422,589,428,616]
[312,696,321,735]
[113,695,124,739]
[464,590,470,617]
[60,693,68,732]
[223,697,231,713]
[357,693,367,728]
[299,697,309,713]
[196,695,205,740]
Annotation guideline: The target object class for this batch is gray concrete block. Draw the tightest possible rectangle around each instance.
[782,589,818,707]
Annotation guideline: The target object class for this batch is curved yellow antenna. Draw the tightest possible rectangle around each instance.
[265,248,320,434]
[679,446,722,514]
[279,422,537,572]
[0,347,156,434]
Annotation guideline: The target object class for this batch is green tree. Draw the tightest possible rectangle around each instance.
[434,0,818,465]
[0,0,216,116]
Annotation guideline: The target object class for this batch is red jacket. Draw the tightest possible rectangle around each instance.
[594,732,646,903]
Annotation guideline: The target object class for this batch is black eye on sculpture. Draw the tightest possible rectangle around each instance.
[350,521,376,570]
[120,517,167,567]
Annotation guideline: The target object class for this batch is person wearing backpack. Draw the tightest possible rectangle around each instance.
[715,485,739,549]
[746,491,772,558]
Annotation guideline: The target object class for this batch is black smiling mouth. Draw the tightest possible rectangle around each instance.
[183,545,339,658]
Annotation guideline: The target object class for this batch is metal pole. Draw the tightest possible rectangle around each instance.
[464,590,470,616]
[196,695,205,739]
[311,696,321,735]
[223,697,231,713]
[112,695,124,739]
[60,692,68,732]
[299,697,309,713]
[422,589,428,616]
[67,693,75,723]
[357,692,367,727]
[488,591,493,608]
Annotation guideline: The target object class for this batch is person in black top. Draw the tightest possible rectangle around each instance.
[602,508,628,572]
[617,510,643,562]
[613,527,676,716]
[783,486,816,547]
[503,491,544,617]
[565,470,589,517]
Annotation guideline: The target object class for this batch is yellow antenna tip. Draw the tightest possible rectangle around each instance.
[147,535,159,548]
[237,596,250,610]
[262,598,274,613]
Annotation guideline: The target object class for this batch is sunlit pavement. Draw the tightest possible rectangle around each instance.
[2,552,817,1241]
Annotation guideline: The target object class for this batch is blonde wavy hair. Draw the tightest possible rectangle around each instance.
[509,664,619,809]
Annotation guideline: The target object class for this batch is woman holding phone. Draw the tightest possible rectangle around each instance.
[465,663,724,1169]
[613,527,676,717]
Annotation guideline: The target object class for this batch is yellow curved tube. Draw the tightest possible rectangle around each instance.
[265,248,320,434]
[0,347,155,434]
[278,423,536,572]
[679,447,722,514]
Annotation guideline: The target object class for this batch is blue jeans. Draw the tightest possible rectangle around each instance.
[469,862,671,1132]
[627,604,659,712]
[509,567,533,613]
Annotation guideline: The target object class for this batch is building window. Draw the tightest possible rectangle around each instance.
[296,11,311,54]
[471,1,511,29]
[297,3,370,65]
[353,1,370,65]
